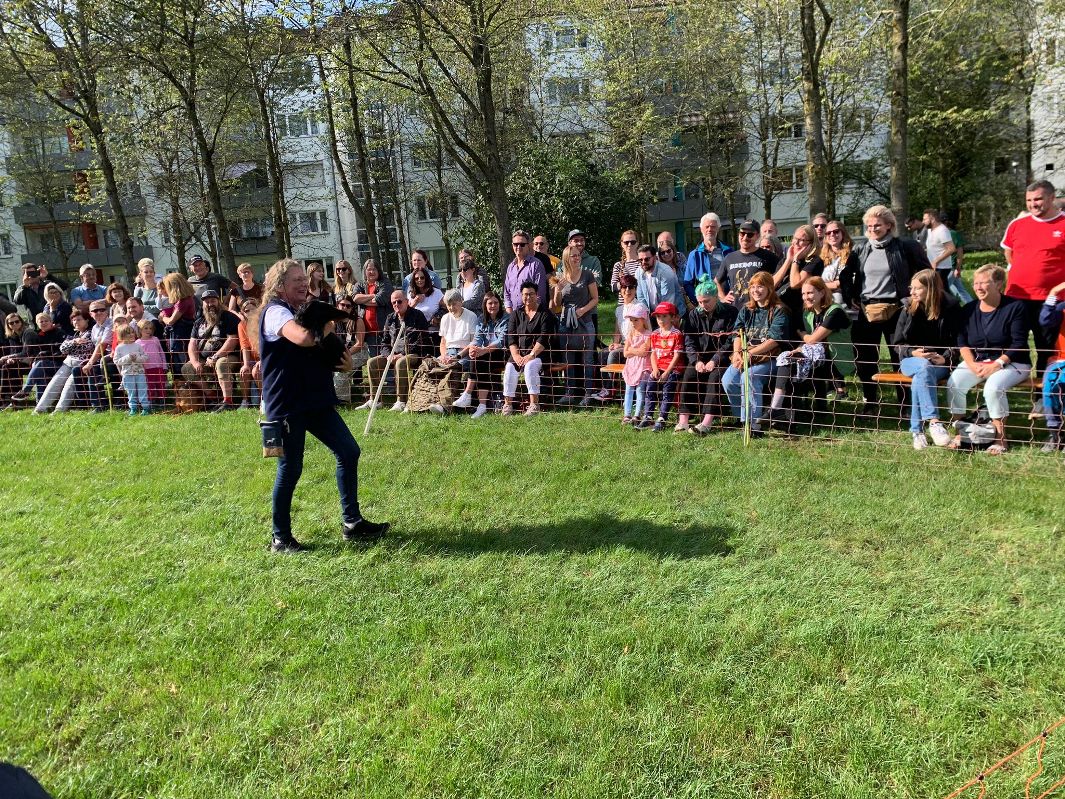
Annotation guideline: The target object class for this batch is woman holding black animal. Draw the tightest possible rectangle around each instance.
[258,258,388,553]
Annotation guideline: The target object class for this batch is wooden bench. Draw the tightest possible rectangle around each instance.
[872,372,1040,389]
[601,363,625,375]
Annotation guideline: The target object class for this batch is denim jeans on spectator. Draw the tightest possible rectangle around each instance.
[947,361,1032,419]
[122,372,149,411]
[946,273,974,305]
[560,316,595,397]
[272,407,361,539]
[899,356,950,433]
[722,362,774,425]
[1042,360,1065,429]
[623,383,645,418]
[641,370,679,420]
[24,358,60,398]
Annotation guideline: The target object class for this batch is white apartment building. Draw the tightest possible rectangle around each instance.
[1031,20,1064,194]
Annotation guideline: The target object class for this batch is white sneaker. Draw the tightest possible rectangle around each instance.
[928,421,951,447]
[428,403,445,414]
[452,392,472,409]
[912,432,928,450]
[390,400,405,412]
[355,399,381,410]
[471,404,488,419]
[523,403,540,416]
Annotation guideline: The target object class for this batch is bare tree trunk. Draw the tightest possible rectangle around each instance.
[889,0,910,220]
[253,86,290,257]
[800,0,831,217]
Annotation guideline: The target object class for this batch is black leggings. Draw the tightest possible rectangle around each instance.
[679,362,727,416]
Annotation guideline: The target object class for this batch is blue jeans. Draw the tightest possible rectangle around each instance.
[122,372,149,411]
[900,356,950,433]
[560,316,595,396]
[1043,360,1065,429]
[272,406,361,540]
[722,362,774,426]
[641,371,679,420]
[24,358,60,398]
[946,271,974,305]
[623,383,645,418]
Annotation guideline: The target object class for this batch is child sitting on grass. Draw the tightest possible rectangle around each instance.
[636,302,685,432]
[621,303,651,425]
[138,319,167,409]
[112,323,149,415]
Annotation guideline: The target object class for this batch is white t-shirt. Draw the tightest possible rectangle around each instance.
[263,304,294,343]
[925,224,953,271]
[438,308,478,349]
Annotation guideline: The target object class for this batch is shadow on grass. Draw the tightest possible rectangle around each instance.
[406,514,737,560]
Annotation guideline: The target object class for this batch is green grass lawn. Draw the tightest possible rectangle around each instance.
[1,410,1063,798]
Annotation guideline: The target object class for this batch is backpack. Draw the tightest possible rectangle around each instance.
[406,357,463,412]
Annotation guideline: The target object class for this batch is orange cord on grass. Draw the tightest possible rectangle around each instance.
[943,717,1065,799]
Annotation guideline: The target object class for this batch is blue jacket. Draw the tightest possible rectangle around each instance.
[683,241,733,303]
[636,262,686,316]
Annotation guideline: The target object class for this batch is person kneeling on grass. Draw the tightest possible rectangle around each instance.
[635,301,684,432]
[258,258,388,553]
[1038,280,1065,454]
[891,268,961,450]
[946,264,1031,455]
[502,281,555,417]
[721,271,789,435]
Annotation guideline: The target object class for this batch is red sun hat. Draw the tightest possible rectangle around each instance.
[652,301,678,317]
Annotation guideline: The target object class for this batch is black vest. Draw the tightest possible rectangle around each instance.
[260,300,337,421]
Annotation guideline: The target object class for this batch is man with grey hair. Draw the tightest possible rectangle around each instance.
[683,212,732,304]
[69,264,106,313]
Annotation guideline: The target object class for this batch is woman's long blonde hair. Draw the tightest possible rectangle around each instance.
[907,269,943,320]
[161,272,194,302]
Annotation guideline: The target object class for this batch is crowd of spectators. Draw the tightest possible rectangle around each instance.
[3,182,1064,457]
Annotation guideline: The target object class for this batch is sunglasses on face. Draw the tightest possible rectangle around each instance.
[659,247,673,253]
[738,231,757,237]
[813,223,827,229]
[622,239,637,246]
[512,242,529,248]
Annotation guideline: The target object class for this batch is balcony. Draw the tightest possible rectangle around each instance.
[13,195,148,225]
[19,245,155,272]
[233,238,278,256]
[5,149,94,175]
[222,187,273,211]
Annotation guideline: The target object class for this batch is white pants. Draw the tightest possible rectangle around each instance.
[503,358,542,398]
[947,361,1032,420]
[35,363,74,413]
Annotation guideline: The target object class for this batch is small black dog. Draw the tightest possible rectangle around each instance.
[294,300,351,370]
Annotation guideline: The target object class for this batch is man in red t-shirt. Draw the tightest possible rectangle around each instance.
[1001,179,1065,374]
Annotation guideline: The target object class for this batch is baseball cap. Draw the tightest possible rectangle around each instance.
[188,254,205,265]
[738,219,760,234]
[652,301,678,317]
[200,289,220,300]
[566,229,585,241]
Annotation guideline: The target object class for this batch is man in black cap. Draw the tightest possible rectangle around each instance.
[715,219,778,306]
[186,254,233,299]
[181,289,241,410]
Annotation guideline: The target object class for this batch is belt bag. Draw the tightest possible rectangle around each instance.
[863,302,899,323]
[260,418,286,458]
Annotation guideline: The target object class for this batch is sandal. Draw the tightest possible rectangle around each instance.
[986,443,1008,456]
[947,435,963,450]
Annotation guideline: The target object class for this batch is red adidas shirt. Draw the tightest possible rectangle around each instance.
[1000,211,1065,300]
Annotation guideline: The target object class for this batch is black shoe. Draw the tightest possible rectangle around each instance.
[270,535,306,553]
[211,401,235,413]
[342,518,390,542]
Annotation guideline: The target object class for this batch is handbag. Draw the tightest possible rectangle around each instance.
[862,302,899,323]
[259,418,285,458]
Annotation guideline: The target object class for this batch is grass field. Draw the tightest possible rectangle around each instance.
[1,409,1063,798]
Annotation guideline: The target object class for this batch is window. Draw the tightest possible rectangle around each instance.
[1047,164,1056,172]
[774,114,804,139]
[769,166,805,192]
[415,194,460,222]
[0,282,15,300]
[293,211,328,235]
[0,234,11,256]
[548,26,588,51]
[275,113,321,138]
[21,134,69,157]
[547,77,591,105]
[231,216,275,240]
[283,163,326,191]
[103,228,119,248]
[32,229,79,252]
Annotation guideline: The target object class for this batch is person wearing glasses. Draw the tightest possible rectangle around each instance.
[635,245,685,320]
[362,290,432,412]
[715,219,777,307]
[352,259,392,356]
[554,244,600,406]
[811,213,830,246]
[400,249,443,293]
[331,296,368,405]
[853,205,931,406]
[502,281,556,417]
[457,250,488,315]
[683,213,733,305]
[503,230,547,315]
[331,260,357,304]
[532,235,559,272]
[656,231,687,279]
[609,230,641,293]
[0,313,32,405]
[79,301,116,411]
[819,221,860,310]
